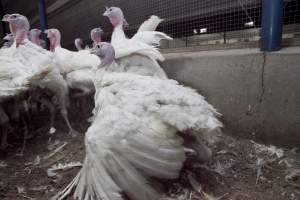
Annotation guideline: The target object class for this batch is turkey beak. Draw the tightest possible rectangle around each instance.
[3,34,12,40]
[103,8,109,16]
[2,14,10,22]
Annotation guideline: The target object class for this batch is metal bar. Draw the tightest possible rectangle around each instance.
[38,0,48,48]
[261,0,284,52]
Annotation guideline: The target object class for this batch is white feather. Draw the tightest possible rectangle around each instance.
[57,65,222,200]
[115,54,167,79]
[108,13,172,80]
[0,40,54,102]
[65,68,95,91]
[138,15,164,32]
[54,47,100,73]
[132,31,172,47]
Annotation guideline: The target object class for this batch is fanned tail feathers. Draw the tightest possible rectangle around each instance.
[133,31,173,47]
[138,15,164,32]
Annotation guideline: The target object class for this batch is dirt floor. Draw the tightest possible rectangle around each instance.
[0,114,299,200]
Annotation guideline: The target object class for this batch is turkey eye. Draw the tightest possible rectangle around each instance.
[109,8,112,11]
[12,15,17,18]
[96,45,101,48]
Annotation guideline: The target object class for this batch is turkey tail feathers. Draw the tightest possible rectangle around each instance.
[138,15,164,32]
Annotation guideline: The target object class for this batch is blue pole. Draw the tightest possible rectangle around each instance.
[261,0,284,52]
[38,0,48,48]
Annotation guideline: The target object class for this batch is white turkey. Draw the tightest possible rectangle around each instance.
[0,14,54,150]
[1,14,53,69]
[0,56,51,151]
[2,14,78,137]
[104,7,171,47]
[55,42,222,200]
[0,14,55,150]
[103,7,170,79]
[46,28,100,96]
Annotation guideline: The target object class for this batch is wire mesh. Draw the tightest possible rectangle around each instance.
[283,0,300,35]
[156,0,262,48]
[100,0,263,48]
[1,0,300,49]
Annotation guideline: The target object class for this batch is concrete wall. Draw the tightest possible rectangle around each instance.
[161,47,300,147]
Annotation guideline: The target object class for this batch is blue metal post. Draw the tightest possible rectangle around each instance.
[38,0,48,48]
[261,0,284,52]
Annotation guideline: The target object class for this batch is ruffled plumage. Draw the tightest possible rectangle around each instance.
[56,67,222,200]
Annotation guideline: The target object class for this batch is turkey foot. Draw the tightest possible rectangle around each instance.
[68,128,79,138]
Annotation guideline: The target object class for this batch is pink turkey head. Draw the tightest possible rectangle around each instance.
[29,29,41,46]
[74,38,83,51]
[92,42,115,68]
[103,7,128,27]
[45,28,61,52]
[90,27,103,45]
[2,13,30,47]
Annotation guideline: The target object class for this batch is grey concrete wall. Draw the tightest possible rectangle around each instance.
[161,47,300,147]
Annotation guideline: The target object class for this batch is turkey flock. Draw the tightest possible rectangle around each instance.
[0,6,222,200]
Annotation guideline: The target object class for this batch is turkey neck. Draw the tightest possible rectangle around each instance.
[91,31,102,44]
[34,36,41,46]
[111,23,126,45]
[10,24,28,47]
[30,34,41,46]
[75,40,83,50]
[49,31,61,52]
